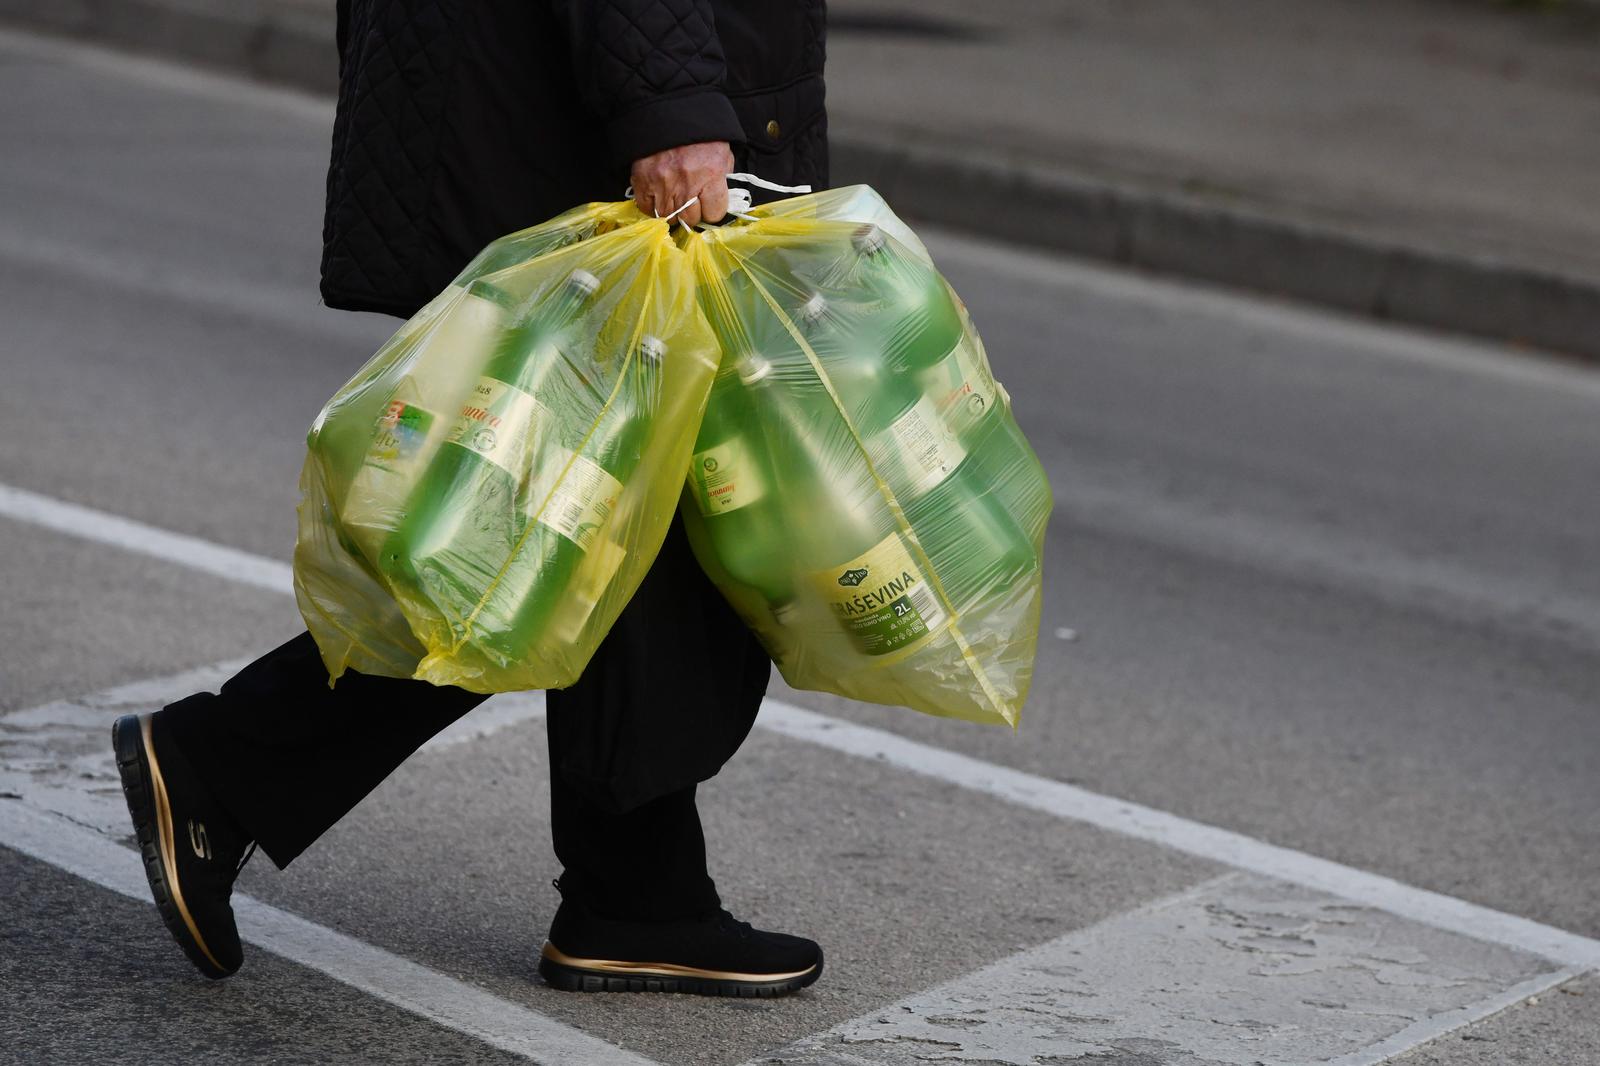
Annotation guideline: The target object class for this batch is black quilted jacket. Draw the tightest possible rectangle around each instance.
[320,0,829,317]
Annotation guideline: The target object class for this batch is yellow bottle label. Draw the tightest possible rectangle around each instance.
[875,395,966,496]
[447,376,544,476]
[690,436,767,515]
[809,532,946,657]
[525,449,623,552]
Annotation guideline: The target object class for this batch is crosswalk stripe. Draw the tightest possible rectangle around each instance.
[0,801,661,1066]
[757,702,1600,971]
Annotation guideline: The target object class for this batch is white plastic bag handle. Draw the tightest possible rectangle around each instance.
[725,172,812,218]
[623,173,813,226]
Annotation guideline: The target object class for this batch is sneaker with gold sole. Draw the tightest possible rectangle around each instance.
[539,898,823,997]
[112,712,255,979]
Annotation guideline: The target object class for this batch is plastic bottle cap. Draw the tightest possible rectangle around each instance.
[639,335,666,363]
[737,353,774,384]
[800,292,828,324]
[851,224,887,256]
[567,269,601,296]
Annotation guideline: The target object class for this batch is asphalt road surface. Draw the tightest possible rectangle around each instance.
[2,28,1598,1066]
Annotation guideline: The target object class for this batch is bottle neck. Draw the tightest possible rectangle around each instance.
[485,279,597,387]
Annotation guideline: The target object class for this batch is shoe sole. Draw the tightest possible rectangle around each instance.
[112,714,234,979]
[538,942,823,998]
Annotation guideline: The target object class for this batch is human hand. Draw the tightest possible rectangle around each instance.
[630,141,734,227]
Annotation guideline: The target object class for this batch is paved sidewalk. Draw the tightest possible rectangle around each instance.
[7,0,1599,360]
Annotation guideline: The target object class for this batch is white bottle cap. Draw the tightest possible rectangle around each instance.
[800,292,828,324]
[567,268,601,296]
[851,224,887,256]
[638,335,666,363]
[737,353,774,384]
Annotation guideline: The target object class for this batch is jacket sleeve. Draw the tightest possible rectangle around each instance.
[551,0,745,169]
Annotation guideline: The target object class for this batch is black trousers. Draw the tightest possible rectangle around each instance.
[164,515,772,921]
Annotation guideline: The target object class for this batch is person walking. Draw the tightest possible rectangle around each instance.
[111,0,829,997]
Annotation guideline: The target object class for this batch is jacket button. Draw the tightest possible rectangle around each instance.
[765,119,781,139]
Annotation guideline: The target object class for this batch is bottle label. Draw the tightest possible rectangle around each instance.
[525,449,623,552]
[365,397,437,473]
[874,396,966,496]
[928,336,1000,434]
[447,377,544,476]
[809,532,946,657]
[690,437,767,515]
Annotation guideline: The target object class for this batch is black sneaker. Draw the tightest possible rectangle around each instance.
[112,712,255,979]
[539,896,823,997]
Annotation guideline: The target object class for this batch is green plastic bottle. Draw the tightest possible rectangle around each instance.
[379,268,601,609]
[852,230,1049,554]
[846,224,965,375]
[735,350,952,663]
[335,282,521,558]
[685,352,794,607]
[799,290,1036,612]
[477,334,667,659]
[843,223,1009,453]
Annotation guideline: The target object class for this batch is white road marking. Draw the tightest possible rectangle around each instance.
[6,660,1596,1065]
[5,482,1600,1066]
[424,691,546,753]
[750,873,1580,1066]
[4,659,251,725]
[0,660,251,835]
[1318,970,1580,1066]
[0,483,294,595]
[758,702,1600,972]
[0,802,659,1066]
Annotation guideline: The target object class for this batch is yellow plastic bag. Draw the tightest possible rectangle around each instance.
[741,183,930,261]
[680,206,1051,726]
[294,209,718,692]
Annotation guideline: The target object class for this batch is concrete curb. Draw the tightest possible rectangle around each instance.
[7,0,1596,363]
[834,136,1600,364]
